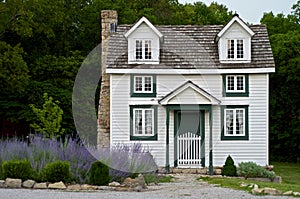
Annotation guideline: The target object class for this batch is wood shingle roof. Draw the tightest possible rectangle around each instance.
[106,24,275,69]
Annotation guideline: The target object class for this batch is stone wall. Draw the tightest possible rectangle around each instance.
[97,10,118,149]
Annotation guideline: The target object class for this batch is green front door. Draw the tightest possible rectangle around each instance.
[174,110,205,167]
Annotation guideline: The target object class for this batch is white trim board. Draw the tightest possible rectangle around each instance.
[106,68,275,74]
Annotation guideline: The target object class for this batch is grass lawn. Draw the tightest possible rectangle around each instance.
[200,162,300,195]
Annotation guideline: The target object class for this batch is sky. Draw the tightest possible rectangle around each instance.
[178,0,297,24]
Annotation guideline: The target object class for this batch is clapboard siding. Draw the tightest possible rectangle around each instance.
[213,74,268,166]
[110,73,269,167]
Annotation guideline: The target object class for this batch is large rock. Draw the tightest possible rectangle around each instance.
[108,181,121,187]
[80,184,98,190]
[0,180,5,188]
[5,178,22,188]
[48,181,66,189]
[22,180,36,188]
[33,182,48,189]
[67,184,81,190]
[293,192,300,196]
[283,190,293,196]
[251,187,264,195]
[262,187,281,196]
[122,174,147,191]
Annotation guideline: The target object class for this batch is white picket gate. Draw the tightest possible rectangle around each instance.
[177,131,201,166]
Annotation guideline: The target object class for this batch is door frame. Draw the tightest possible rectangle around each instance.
[174,110,205,167]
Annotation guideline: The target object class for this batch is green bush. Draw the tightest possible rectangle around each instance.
[2,159,33,180]
[88,161,110,186]
[221,155,237,176]
[237,161,276,181]
[41,161,71,182]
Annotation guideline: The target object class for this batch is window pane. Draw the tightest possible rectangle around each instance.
[237,40,244,58]
[135,77,143,91]
[237,76,244,91]
[144,76,152,92]
[134,110,143,134]
[145,40,152,59]
[227,76,234,91]
[136,40,143,60]
[226,110,234,135]
[145,110,153,134]
[236,109,244,135]
[227,40,234,59]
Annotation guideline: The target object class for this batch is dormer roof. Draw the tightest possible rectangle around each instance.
[216,14,255,41]
[124,16,163,39]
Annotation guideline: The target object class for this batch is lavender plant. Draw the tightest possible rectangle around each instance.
[0,135,95,183]
[0,136,158,183]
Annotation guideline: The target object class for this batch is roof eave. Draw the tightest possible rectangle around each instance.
[124,16,163,39]
[216,16,255,41]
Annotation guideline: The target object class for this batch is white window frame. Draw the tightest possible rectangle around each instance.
[226,75,245,93]
[226,39,245,60]
[133,108,154,136]
[134,39,153,61]
[134,76,153,93]
[224,108,245,136]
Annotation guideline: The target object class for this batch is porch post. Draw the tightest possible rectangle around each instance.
[209,107,214,175]
[166,107,170,173]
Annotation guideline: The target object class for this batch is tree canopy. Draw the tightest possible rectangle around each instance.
[261,1,300,162]
[0,0,299,162]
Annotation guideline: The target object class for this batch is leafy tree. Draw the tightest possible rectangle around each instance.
[0,41,29,93]
[261,1,300,162]
[30,93,65,139]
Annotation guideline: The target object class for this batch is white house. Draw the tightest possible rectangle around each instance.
[98,11,275,174]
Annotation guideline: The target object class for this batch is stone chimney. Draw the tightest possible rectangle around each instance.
[97,10,118,149]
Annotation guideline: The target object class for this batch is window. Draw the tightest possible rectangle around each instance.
[135,39,152,61]
[131,75,156,97]
[227,39,244,60]
[225,109,244,135]
[221,105,248,140]
[130,106,157,140]
[133,109,153,135]
[223,75,249,97]
[226,75,245,92]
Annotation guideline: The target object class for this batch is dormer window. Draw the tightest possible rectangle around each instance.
[135,39,152,60]
[124,17,163,65]
[227,39,244,59]
[216,15,254,63]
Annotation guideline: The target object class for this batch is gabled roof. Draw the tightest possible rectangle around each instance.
[159,81,221,105]
[106,17,275,70]
[124,16,163,39]
[216,14,255,40]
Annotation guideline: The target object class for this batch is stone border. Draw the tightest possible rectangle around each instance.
[0,174,148,192]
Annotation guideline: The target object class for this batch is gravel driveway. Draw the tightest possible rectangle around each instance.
[0,174,293,199]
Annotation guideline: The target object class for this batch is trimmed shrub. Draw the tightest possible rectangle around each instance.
[88,161,110,186]
[41,161,71,182]
[2,159,33,181]
[221,155,237,176]
[237,161,276,181]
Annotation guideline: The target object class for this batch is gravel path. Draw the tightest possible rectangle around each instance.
[0,175,293,199]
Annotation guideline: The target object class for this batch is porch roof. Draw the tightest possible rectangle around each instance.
[159,81,221,105]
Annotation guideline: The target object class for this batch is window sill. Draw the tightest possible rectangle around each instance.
[220,60,251,64]
[221,135,249,141]
[130,134,157,141]
[131,92,157,97]
[224,92,249,97]
[128,60,159,65]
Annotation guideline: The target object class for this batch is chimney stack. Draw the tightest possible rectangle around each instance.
[97,10,118,149]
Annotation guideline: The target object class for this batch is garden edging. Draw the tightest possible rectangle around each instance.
[0,175,148,192]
